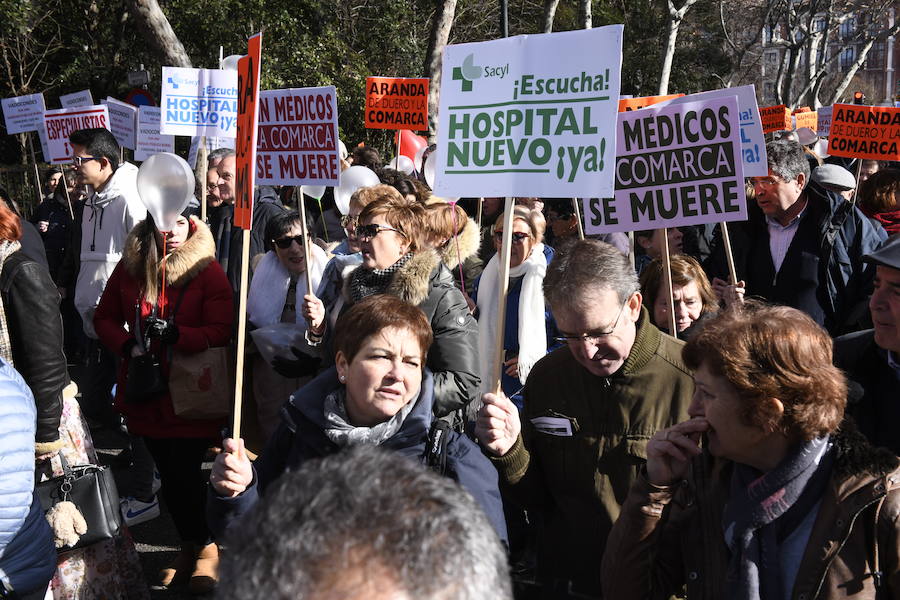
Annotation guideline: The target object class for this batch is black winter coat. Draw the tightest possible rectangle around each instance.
[0,251,67,444]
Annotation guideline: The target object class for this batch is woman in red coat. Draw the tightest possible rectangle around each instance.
[95,210,233,594]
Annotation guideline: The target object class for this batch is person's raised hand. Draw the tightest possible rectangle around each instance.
[474,392,521,457]
[210,437,253,497]
[302,294,326,333]
[646,417,709,487]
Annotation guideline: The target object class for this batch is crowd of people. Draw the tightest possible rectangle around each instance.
[1,124,900,600]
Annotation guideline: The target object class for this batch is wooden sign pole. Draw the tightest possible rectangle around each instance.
[660,228,677,336]
[231,229,251,440]
[298,187,314,298]
[492,198,515,395]
[196,138,208,222]
[572,197,585,240]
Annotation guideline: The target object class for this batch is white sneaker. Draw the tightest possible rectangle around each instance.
[120,495,160,526]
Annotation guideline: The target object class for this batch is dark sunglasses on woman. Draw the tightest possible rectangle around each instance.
[273,235,305,249]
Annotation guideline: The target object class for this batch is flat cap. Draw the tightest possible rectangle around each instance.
[863,234,900,270]
[812,164,856,191]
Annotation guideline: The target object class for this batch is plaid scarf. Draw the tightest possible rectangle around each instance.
[348,253,413,303]
[722,436,833,600]
[0,240,22,366]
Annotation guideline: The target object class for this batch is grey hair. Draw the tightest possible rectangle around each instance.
[218,447,512,600]
[766,139,810,184]
[544,239,639,308]
[491,205,546,244]
[209,148,236,164]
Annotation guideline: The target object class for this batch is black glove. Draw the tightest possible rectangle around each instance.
[144,317,180,345]
[271,347,321,378]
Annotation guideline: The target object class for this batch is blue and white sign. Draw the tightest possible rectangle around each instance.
[160,66,238,138]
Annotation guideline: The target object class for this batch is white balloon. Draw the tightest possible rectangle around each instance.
[136,153,195,232]
[424,148,438,189]
[222,55,243,71]
[303,185,327,201]
[414,146,427,172]
[338,140,348,160]
[389,155,415,175]
[334,166,381,214]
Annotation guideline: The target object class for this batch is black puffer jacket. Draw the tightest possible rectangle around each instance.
[0,250,67,447]
[342,250,480,417]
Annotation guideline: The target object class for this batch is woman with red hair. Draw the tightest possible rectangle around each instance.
[95,208,233,593]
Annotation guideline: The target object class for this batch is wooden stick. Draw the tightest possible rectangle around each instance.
[477,197,483,229]
[492,198,515,395]
[28,133,43,204]
[720,221,738,286]
[396,131,402,169]
[197,138,208,222]
[298,186,313,298]
[231,229,252,440]
[850,159,863,206]
[628,231,636,270]
[572,197,585,240]
[660,228,677,336]
[61,168,74,220]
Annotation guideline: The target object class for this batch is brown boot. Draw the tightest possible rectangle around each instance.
[159,545,194,588]
[188,543,219,595]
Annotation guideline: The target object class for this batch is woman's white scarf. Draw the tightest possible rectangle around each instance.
[247,244,329,334]
[476,243,547,396]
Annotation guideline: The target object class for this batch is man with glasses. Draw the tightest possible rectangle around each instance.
[69,128,146,427]
[708,139,883,335]
[475,239,693,599]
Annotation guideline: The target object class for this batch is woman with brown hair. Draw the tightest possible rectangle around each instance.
[94,209,233,594]
[423,200,482,298]
[639,254,719,339]
[858,167,900,235]
[603,302,900,600]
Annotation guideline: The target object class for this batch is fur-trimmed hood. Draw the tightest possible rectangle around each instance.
[123,216,216,287]
[437,217,480,271]
[342,250,444,307]
[830,418,900,495]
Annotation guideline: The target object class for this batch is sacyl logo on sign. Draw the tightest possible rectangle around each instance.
[452,54,482,92]
[167,73,199,90]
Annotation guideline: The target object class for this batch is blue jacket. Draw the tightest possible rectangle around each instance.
[0,359,56,595]
[208,367,507,543]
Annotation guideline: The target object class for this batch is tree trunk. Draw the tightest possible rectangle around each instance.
[828,38,877,104]
[424,0,458,141]
[579,0,592,29]
[124,0,191,68]
[542,0,561,33]
[659,0,700,95]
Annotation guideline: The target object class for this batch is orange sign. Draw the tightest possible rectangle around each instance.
[365,76,429,131]
[827,103,900,161]
[617,94,683,112]
[794,110,817,132]
[759,105,791,133]
[234,33,262,230]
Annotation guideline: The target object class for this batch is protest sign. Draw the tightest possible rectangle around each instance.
[759,105,791,133]
[105,97,137,149]
[231,32,262,442]
[365,77,428,131]
[669,85,767,177]
[135,106,174,161]
[618,94,683,112]
[44,105,110,163]
[794,110,817,132]
[2,93,46,134]
[827,103,900,161]
[817,106,833,136]
[256,86,340,186]
[188,135,235,168]
[583,95,746,235]
[435,26,623,198]
[60,89,94,108]
[161,67,238,137]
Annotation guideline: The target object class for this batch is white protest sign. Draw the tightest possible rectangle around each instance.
[105,98,137,150]
[43,105,110,164]
[188,135,235,168]
[817,106,833,137]
[669,85,767,177]
[135,106,174,161]
[1,93,46,134]
[60,89,94,108]
[583,96,747,234]
[161,67,238,137]
[435,26,623,198]
[256,86,341,186]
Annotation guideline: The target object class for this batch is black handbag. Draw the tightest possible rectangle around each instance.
[125,303,167,404]
[36,455,122,552]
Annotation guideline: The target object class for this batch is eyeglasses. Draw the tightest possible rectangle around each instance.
[356,223,407,241]
[273,235,305,249]
[750,176,786,188]
[71,156,101,166]
[340,214,359,229]
[493,231,531,244]
[553,300,628,345]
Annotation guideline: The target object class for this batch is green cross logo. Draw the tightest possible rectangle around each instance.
[452,54,482,92]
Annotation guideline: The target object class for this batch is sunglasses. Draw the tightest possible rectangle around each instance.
[71,155,101,166]
[273,235,305,249]
[356,223,407,240]
[493,231,531,244]
[340,214,359,229]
